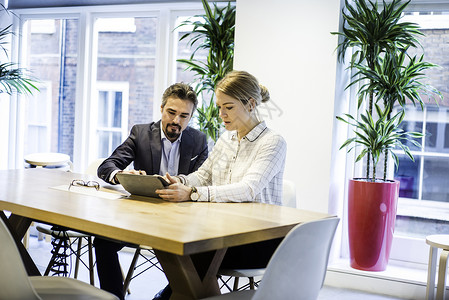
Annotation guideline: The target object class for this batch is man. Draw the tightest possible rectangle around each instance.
[94,82,208,300]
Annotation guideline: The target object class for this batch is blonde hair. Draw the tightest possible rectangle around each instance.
[216,70,270,106]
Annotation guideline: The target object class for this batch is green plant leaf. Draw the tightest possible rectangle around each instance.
[176,0,235,143]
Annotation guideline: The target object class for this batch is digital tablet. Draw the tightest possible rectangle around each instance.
[116,173,170,198]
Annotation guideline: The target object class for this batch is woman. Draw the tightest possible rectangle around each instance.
[157,70,287,205]
[152,70,287,300]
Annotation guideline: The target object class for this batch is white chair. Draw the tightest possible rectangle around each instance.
[282,179,297,208]
[218,180,297,291]
[205,217,339,300]
[0,217,119,300]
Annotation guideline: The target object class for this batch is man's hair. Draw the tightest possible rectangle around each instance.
[162,83,198,112]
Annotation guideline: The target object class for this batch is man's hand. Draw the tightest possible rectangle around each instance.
[113,169,146,183]
[124,169,147,175]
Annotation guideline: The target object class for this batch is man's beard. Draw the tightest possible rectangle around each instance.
[166,123,181,140]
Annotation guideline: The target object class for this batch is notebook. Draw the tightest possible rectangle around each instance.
[116,173,170,198]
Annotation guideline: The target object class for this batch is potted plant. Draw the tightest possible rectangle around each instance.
[332,0,442,271]
[0,6,38,95]
[176,0,235,143]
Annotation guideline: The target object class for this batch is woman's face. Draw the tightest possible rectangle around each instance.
[216,90,251,133]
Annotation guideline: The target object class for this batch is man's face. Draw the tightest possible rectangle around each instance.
[160,96,194,142]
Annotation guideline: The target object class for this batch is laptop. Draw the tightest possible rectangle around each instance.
[116,173,170,198]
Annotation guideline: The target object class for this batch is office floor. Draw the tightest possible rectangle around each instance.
[26,234,404,300]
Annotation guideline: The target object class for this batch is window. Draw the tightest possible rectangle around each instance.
[391,11,449,240]
[95,82,129,159]
[10,4,204,171]
[394,106,449,204]
[174,16,207,84]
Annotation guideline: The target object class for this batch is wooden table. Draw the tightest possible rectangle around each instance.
[0,168,332,300]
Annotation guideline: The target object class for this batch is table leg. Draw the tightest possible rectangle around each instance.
[437,250,449,300]
[154,248,227,300]
[0,211,41,276]
[427,246,437,300]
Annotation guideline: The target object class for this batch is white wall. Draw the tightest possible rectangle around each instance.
[234,0,341,213]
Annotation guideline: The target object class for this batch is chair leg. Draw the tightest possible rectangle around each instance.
[427,246,438,300]
[123,248,141,296]
[233,277,240,291]
[87,236,95,286]
[74,237,82,279]
[249,277,255,290]
[436,249,449,300]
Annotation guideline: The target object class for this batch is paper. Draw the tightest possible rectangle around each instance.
[50,185,124,200]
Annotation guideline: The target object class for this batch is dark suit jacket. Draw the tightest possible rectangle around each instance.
[98,121,208,184]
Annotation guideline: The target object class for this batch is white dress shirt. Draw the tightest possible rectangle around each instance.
[159,128,181,176]
[181,121,286,205]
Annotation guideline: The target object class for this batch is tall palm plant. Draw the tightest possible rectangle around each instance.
[0,8,38,95]
[332,0,422,179]
[350,49,442,180]
[177,0,235,142]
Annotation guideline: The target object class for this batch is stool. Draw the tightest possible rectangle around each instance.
[426,234,449,300]
[24,152,73,171]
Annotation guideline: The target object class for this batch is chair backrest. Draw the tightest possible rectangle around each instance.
[282,180,297,208]
[0,217,42,300]
[85,158,106,176]
[253,217,339,300]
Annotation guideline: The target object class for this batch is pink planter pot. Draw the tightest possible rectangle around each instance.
[348,178,400,271]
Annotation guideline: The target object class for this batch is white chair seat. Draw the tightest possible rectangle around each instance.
[30,276,118,300]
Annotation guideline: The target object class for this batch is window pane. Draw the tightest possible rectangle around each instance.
[425,106,449,153]
[98,91,108,127]
[396,106,424,151]
[394,155,420,199]
[98,131,109,159]
[422,156,449,202]
[113,92,122,128]
[24,18,78,159]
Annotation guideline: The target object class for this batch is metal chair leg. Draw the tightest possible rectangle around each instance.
[74,237,83,279]
[123,248,141,296]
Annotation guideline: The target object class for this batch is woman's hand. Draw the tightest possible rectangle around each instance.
[156,173,191,202]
